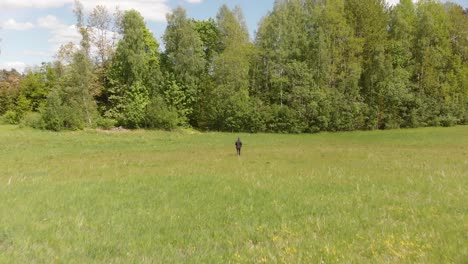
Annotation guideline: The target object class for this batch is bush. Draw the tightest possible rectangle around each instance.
[41,90,64,131]
[118,82,150,129]
[145,96,179,130]
[437,115,458,127]
[40,89,84,131]
[19,112,44,129]
[2,110,19,125]
[266,105,304,133]
[244,100,266,133]
[96,118,117,130]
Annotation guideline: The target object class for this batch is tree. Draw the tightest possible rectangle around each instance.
[163,6,205,126]
[203,5,256,131]
[18,70,47,112]
[143,26,163,97]
[345,0,390,129]
[217,5,249,49]
[88,5,114,67]
[9,0,468,132]
[192,18,222,70]
[104,9,162,128]
[253,0,310,107]
[307,0,365,130]
[412,0,454,125]
[0,69,22,116]
[444,2,468,124]
[190,18,222,128]
[41,0,98,130]
[383,0,419,128]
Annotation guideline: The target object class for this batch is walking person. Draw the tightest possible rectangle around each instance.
[235,137,242,156]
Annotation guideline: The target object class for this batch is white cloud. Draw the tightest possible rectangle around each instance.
[1,19,35,31]
[37,15,61,29]
[186,0,203,3]
[1,0,172,22]
[23,50,50,57]
[385,0,419,6]
[36,15,81,52]
[35,15,121,59]
[0,61,27,73]
[386,0,399,5]
[48,25,81,45]
[80,0,171,22]
[0,0,71,9]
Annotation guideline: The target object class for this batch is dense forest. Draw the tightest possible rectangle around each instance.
[1,0,467,132]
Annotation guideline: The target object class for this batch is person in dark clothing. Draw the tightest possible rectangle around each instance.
[235,138,242,156]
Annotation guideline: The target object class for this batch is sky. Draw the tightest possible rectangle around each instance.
[0,0,467,73]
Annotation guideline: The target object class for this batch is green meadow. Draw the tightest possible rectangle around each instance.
[0,125,466,263]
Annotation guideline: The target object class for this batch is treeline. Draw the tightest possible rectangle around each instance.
[1,0,467,132]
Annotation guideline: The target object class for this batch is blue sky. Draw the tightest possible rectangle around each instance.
[0,0,467,73]
[0,0,277,72]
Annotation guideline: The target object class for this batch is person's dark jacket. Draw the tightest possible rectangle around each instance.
[235,139,242,149]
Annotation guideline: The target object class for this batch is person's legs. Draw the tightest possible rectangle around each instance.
[237,148,240,155]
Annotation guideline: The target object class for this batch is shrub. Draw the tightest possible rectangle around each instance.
[438,115,458,127]
[119,82,150,129]
[19,112,44,129]
[266,105,304,133]
[145,96,179,130]
[41,90,64,131]
[244,100,266,133]
[40,89,84,131]
[97,118,117,130]
[2,110,19,125]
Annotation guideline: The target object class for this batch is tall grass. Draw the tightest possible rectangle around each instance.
[0,125,466,263]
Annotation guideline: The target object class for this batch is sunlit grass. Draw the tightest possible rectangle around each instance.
[0,125,466,263]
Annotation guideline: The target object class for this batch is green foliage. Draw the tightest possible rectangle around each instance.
[2,110,19,125]
[104,9,162,129]
[164,7,205,83]
[41,90,63,131]
[436,114,458,127]
[0,70,21,115]
[96,117,117,130]
[217,4,249,49]
[8,1,468,133]
[267,105,303,133]
[36,2,100,131]
[0,94,31,125]
[202,5,255,132]
[15,94,31,119]
[18,71,48,111]
[60,50,98,128]
[112,10,148,86]
[145,96,179,130]
[192,18,221,68]
[0,90,16,116]
[40,89,85,131]
[249,0,466,133]
[161,73,193,126]
[143,26,163,96]
[163,7,205,125]
[119,81,150,129]
[19,112,44,129]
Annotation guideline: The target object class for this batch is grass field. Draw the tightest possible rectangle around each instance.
[0,125,466,263]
